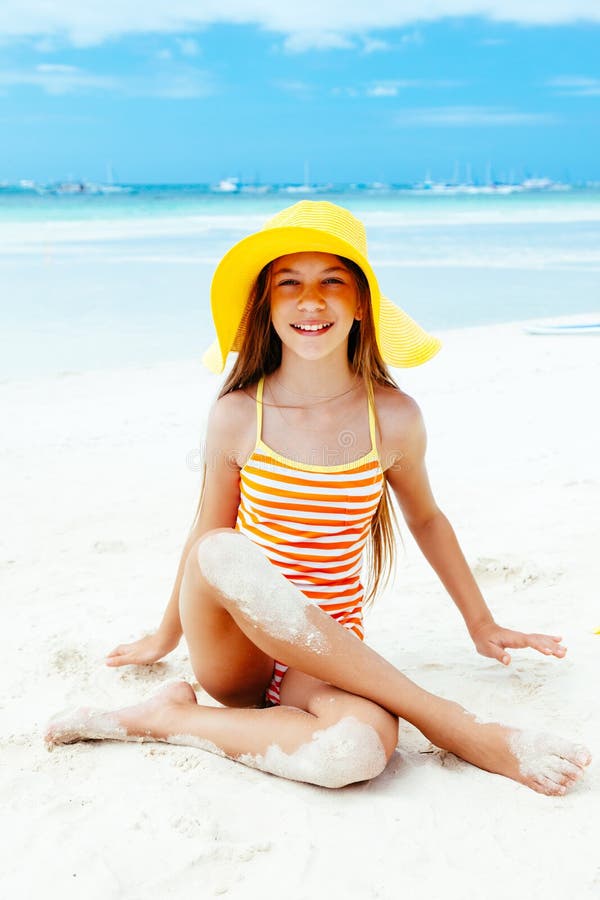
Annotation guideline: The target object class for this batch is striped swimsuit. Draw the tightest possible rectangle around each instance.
[234,375,385,705]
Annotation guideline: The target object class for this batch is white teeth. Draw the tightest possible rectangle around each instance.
[292,323,332,332]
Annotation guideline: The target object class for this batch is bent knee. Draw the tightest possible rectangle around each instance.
[191,528,246,596]
[186,528,232,578]
[193,527,237,567]
[194,531,317,643]
[241,706,395,789]
[194,528,259,597]
[303,716,391,789]
[308,690,398,766]
[248,715,390,789]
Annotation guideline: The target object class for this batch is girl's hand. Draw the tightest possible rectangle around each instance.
[470,622,567,666]
[105,632,179,667]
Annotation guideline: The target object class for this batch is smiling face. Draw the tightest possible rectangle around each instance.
[269,252,362,362]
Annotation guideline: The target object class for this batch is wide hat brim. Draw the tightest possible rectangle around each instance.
[202,224,441,373]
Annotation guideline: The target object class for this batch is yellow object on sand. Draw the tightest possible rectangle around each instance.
[202,200,442,374]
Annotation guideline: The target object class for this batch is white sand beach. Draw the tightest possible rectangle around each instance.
[2,316,599,899]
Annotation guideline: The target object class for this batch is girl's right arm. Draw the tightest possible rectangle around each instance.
[105,392,248,667]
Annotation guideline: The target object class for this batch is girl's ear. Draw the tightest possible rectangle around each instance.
[354,304,363,321]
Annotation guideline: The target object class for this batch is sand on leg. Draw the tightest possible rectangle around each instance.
[45,673,399,789]
[180,528,591,796]
[46,527,591,794]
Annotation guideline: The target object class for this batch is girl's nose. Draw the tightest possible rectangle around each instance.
[297,285,326,308]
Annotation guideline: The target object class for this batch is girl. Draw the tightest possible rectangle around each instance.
[46,201,591,793]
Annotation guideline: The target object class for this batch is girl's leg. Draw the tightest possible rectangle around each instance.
[45,671,399,789]
[180,529,590,796]
[47,527,591,794]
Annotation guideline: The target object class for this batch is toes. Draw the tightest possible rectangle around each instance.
[551,759,584,783]
[44,727,72,747]
[555,740,591,768]
[532,775,567,796]
[571,745,592,767]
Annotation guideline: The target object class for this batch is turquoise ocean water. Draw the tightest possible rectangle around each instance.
[1,186,599,378]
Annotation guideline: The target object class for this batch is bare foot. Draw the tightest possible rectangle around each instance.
[506,728,592,795]
[457,718,592,796]
[44,681,198,748]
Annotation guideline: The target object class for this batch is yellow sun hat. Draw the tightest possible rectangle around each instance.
[202,200,442,373]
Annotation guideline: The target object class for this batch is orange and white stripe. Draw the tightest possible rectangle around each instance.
[234,375,384,705]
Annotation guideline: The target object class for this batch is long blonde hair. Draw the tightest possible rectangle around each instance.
[193,255,402,606]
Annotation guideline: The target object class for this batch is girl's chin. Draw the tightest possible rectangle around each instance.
[290,338,333,349]
[282,343,346,363]
[278,328,354,356]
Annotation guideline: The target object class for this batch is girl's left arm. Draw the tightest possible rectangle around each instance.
[383,394,566,665]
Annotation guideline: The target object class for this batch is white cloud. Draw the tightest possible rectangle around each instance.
[275,79,316,97]
[0,64,117,94]
[331,86,359,97]
[360,79,466,97]
[151,71,212,98]
[361,37,390,53]
[33,36,59,52]
[547,76,600,96]
[176,37,199,56]
[0,63,215,97]
[282,30,354,53]
[399,29,423,46]
[367,84,398,97]
[393,106,558,126]
[0,2,598,48]
[37,63,79,73]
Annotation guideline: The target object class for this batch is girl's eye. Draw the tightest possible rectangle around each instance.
[276,277,344,287]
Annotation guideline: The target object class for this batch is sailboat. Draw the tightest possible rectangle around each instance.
[282,161,314,194]
[99,161,130,193]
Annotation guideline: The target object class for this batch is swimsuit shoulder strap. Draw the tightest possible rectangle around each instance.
[366,383,379,462]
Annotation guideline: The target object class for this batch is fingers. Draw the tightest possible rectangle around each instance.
[105,653,131,667]
[484,643,512,666]
[104,641,160,667]
[495,631,567,657]
[525,633,567,658]
[104,643,136,666]
[499,632,530,649]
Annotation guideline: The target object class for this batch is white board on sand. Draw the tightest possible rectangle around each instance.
[524,322,600,335]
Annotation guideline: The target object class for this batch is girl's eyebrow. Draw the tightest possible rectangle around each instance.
[273,265,348,276]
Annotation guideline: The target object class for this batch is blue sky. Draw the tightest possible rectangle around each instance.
[0,2,599,184]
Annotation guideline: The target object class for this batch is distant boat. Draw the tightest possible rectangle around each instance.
[282,160,314,194]
[524,322,600,335]
[54,182,87,194]
[211,177,240,193]
[97,184,133,194]
[46,180,132,195]
[240,184,271,194]
[521,177,554,191]
[366,182,391,193]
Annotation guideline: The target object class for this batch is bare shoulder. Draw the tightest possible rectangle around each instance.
[373,382,425,435]
[372,382,426,471]
[206,384,258,467]
[209,385,256,431]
